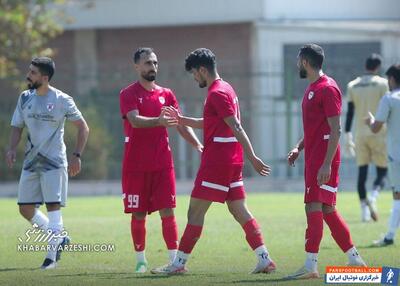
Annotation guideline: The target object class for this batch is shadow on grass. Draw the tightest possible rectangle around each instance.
[51,272,210,280]
[0,267,37,272]
[215,277,323,284]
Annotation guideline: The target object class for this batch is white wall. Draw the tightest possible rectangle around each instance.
[264,0,400,20]
[60,0,400,30]
[59,0,264,29]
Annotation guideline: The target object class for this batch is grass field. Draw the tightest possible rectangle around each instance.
[0,192,398,286]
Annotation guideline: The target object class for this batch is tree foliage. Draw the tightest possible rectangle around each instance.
[0,0,64,79]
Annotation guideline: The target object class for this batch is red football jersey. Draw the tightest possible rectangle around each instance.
[302,75,342,167]
[201,79,244,167]
[119,82,179,172]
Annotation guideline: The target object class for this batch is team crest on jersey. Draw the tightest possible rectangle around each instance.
[308,91,314,100]
[46,102,55,112]
[159,96,165,104]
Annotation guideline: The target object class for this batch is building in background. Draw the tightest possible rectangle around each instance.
[5,0,400,179]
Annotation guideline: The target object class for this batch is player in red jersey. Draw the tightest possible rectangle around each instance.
[151,48,276,275]
[119,47,203,273]
[286,44,366,279]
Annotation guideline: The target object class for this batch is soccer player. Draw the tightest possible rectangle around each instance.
[119,47,203,273]
[6,57,89,269]
[151,48,276,275]
[286,44,366,279]
[365,64,400,246]
[345,54,389,222]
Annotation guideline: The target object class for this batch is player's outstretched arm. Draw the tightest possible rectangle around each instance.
[177,125,203,153]
[68,118,89,177]
[287,138,304,167]
[223,115,270,176]
[163,106,203,129]
[6,126,23,168]
[127,109,178,128]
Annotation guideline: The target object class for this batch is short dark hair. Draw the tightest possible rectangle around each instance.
[385,64,400,85]
[31,57,55,81]
[365,53,382,71]
[133,47,154,63]
[298,44,324,69]
[185,48,216,73]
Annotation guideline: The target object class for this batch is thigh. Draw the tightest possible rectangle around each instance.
[226,165,246,202]
[304,163,339,206]
[370,136,388,168]
[149,168,176,213]
[122,171,149,213]
[40,167,68,207]
[191,165,233,203]
[18,170,43,205]
[355,136,371,166]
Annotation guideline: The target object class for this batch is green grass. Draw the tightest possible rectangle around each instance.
[0,192,398,286]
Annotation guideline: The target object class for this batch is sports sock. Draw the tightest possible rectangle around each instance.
[131,217,146,252]
[30,208,49,231]
[386,200,400,240]
[324,210,353,252]
[161,216,179,250]
[242,218,264,250]
[305,211,323,253]
[46,210,63,261]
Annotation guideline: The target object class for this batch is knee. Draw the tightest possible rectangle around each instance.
[19,205,35,220]
[132,212,146,220]
[159,208,174,218]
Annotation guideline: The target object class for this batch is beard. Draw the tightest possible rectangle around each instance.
[142,71,156,82]
[27,78,42,90]
[198,80,207,88]
[299,66,307,79]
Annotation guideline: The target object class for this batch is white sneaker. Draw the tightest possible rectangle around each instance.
[285,265,319,280]
[150,264,187,275]
[135,261,148,273]
[251,259,277,274]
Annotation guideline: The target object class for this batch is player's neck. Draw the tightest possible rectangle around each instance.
[308,70,324,83]
[138,79,156,91]
[36,84,50,96]
[206,73,221,87]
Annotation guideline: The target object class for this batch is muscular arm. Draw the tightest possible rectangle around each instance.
[6,126,23,168]
[223,115,270,176]
[177,116,204,129]
[70,118,89,154]
[177,125,203,151]
[68,118,89,177]
[317,115,341,185]
[126,109,178,128]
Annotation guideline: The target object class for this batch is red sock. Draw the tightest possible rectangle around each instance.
[242,218,264,250]
[324,210,354,252]
[305,211,323,253]
[131,217,146,252]
[178,224,203,254]
[162,216,179,250]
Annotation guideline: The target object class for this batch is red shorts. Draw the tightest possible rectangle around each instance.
[122,168,176,214]
[191,164,246,203]
[304,163,340,206]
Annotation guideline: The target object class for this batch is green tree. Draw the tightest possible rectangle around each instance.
[0,0,65,80]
